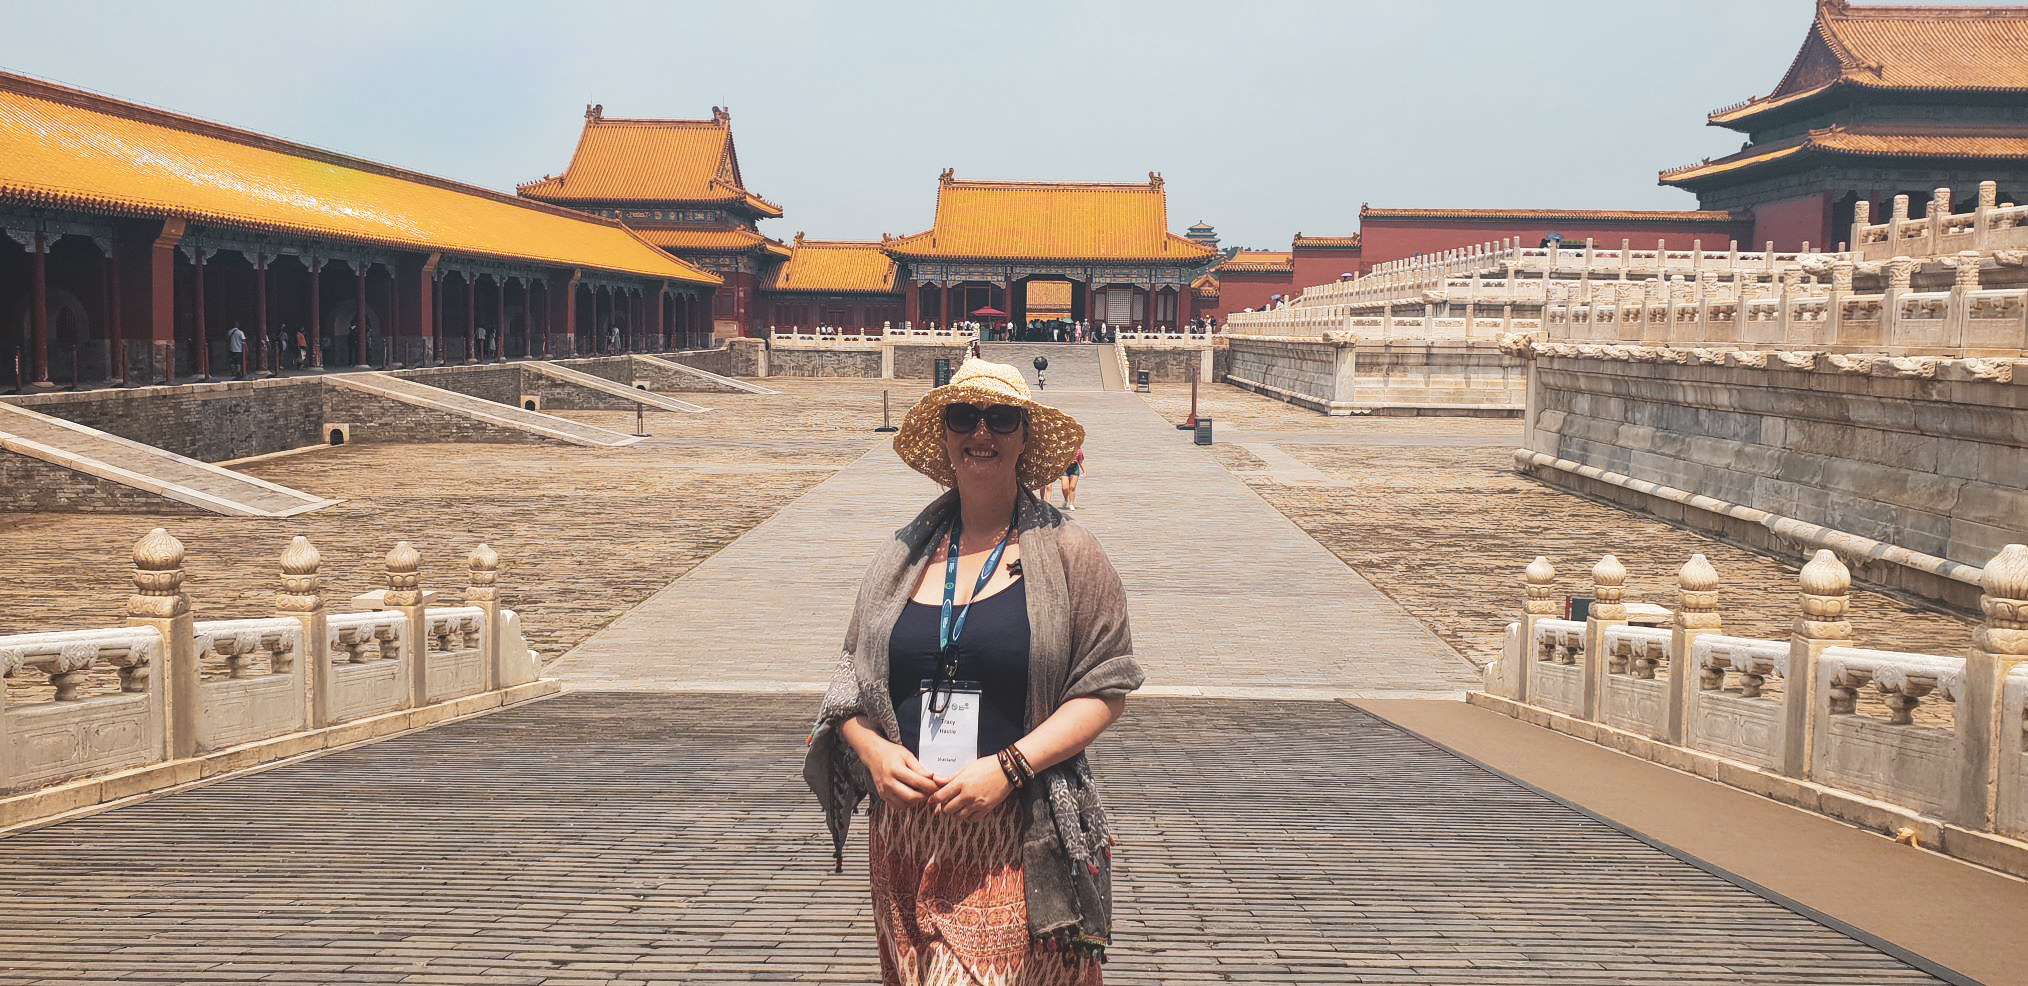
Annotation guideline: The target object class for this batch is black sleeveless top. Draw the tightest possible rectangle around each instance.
[889,579,1031,761]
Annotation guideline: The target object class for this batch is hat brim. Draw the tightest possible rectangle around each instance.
[894,384,1086,490]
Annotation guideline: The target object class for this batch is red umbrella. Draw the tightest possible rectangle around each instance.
[970,306,1008,318]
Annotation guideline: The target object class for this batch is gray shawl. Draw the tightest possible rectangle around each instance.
[804,487,1144,960]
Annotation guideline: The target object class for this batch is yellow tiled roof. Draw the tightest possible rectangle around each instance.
[763,238,900,294]
[637,227,790,256]
[0,74,718,285]
[1219,251,1293,274]
[885,173,1216,263]
[516,107,783,218]
[1714,2,2028,126]
[1660,126,2028,185]
[1291,234,1361,249]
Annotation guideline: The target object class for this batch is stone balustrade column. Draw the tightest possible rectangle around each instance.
[466,544,503,691]
[273,536,328,727]
[1974,181,1997,247]
[1828,259,1853,347]
[125,529,197,760]
[1850,200,1872,255]
[1929,187,1951,249]
[384,541,425,709]
[1949,250,1982,350]
[1510,557,1557,703]
[1785,550,1853,779]
[1667,554,1722,744]
[1955,545,2028,830]
[1582,555,1627,720]
[1884,256,1916,347]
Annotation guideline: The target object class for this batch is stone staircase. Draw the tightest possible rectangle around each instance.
[0,403,337,517]
[331,374,643,447]
[978,342,1107,392]
[635,356,778,396]
[523,362,711,413]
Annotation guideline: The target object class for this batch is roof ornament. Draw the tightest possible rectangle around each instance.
[793,231,805,245]
[585,103,603,121]
[1149,171,1164,188]
[712,106,730,124]
[939,167,955,185]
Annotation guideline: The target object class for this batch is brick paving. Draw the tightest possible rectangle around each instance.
[0,694,1951,984]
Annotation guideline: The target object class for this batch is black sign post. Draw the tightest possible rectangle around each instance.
[933,358,952,387]
[1135,370,1149,393]
[1193,416,1213,446]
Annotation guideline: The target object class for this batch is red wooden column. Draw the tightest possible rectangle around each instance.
[1142,284,1155,332]
[308,257,324,370]
[384,266,399,367]
[464,274,477,363]
[938,283,950,328]
[104,239,126,385]
[352,263,368,367]
[30,231,50,384]
[904,281,920,328]
[431,271,445,365]
[193,246,212,381]
[494,276,506,362]
[655,286,667,352]
[254,253,269,375]
[534,279,547,358]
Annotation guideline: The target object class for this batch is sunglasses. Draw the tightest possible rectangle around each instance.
[942,403,1025,435]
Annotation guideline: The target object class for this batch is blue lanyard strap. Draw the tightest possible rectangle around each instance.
[938,508,1018,656]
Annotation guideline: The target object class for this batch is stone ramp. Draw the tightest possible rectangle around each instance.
[637,354,779,395]
[1098,341,1126,391]
[524,361,711,412]
[0,402,336,517]
[0,692,1960,984]
[330,374,643,447]
[979,341,1105,391]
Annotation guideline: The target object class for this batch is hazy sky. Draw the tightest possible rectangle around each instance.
[0,1,1965,249]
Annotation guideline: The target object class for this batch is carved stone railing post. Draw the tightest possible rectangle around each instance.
[274,535,328,726]
[1956,544,2028,830]
[1974,180,1997,246]
[1785,550,1853,779]
[1950,250,1982,350]
[125,528,197,760]
[1667,554,1722,744]
[1512,556,1557,702]
[1884,256,1916,348]
[1850,200,1871,256]
[466,544,503,692]
[1582,555,1627,720]
[384,541,425,710]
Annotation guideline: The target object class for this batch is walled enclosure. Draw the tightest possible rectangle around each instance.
[1521,353,2028,613]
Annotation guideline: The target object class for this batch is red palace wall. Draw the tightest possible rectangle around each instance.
[1749,193,1832,253]
[1211,271,1294,319]
[1358,216,1757,270]
[1290,248,1364,295]
[764,294,905,333]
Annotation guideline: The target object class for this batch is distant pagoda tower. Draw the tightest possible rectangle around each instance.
[1186,220,1220,251]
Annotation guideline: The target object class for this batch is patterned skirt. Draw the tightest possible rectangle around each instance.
[869,800,1102,986]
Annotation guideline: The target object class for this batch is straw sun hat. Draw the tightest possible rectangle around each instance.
[894,358,1086,491]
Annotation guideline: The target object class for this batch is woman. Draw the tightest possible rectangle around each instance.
[1057,449,1085,511]
[807,358,1143,985]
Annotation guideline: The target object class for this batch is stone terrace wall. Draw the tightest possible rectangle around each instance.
[390,364,525,406]
[891,344,970,380]
[770,349,882,377]
[1224,338,1346,413]
[1123,346,1205,383]
[0,452,205,513]
[1358,343,1526,412]
[1523,354,2028,612]
[6,377,326,461]
[323,385,554,446]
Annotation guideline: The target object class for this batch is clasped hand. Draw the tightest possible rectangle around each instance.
[864,741,1013,820]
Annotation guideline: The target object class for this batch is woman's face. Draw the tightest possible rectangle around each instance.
[941,401,1027,491]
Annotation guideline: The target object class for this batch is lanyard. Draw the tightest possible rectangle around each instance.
[939,507,1018,655]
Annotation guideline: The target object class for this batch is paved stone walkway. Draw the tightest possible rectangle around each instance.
[0,693,1955,985]
[554,389,1478,698]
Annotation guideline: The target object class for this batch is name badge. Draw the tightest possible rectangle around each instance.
[918,679,982,777]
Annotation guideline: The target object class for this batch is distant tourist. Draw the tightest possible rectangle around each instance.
[806,358,1139,982]
[227,323,246,378]
[1056,447,1085,510]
